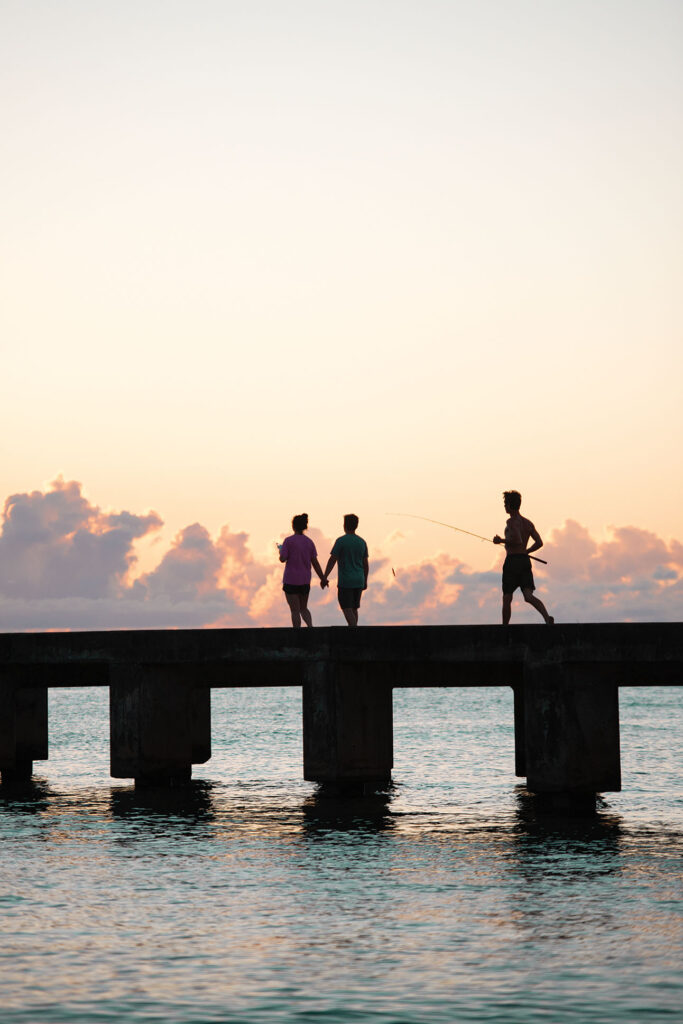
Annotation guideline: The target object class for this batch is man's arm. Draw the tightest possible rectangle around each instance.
[494,521,522,551]
[362,555,369,590]
[526,524,543,555]
[322,554,337,588]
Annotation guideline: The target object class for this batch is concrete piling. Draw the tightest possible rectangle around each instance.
[303,661,393,792]
[512,684,526,777]
[522,659,621,809]
[0,678,48,783]
[110,665,210,787]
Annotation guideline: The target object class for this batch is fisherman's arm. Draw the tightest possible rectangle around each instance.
[494,523,522,550]
[525,525,543,555]
[363,555,369,590]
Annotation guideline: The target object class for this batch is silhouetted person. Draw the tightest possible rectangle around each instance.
[493,491,554,625]
[322,514,369,626]
[278,513,326,627]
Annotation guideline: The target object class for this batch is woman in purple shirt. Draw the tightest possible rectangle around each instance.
[278,513,326,627]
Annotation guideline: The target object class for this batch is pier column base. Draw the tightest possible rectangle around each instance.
[110,666,211,787]
[303,661,393,793]
[523,660,621,804]
[0,679,48,783]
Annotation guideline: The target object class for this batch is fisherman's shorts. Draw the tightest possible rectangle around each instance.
[502,554,535,594]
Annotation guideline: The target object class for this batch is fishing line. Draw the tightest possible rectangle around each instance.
[386,512,548,564]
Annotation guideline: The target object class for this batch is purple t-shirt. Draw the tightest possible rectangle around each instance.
[280,533,317,585]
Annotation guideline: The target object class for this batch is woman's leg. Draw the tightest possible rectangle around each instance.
[299,590,313,627]
[285,593,302,627]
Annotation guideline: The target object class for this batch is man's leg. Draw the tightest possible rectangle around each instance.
[522,588,554,624]
[342,607,358,627]
[285,593,302,627]
[502,593,513,625]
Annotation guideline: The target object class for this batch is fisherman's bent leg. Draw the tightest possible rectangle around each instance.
[522,588,553,624]
[502,593,512,625]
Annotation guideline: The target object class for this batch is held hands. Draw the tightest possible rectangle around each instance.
[320,577,329,589]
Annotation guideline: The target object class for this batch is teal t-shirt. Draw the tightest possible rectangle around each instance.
[331,533,368,588]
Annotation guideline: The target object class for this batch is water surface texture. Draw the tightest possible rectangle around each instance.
[1,685,682,1023]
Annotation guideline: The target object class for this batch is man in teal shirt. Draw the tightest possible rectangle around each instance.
[322,514,369,626]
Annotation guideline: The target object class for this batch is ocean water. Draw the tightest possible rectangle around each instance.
[1,684,682,1024]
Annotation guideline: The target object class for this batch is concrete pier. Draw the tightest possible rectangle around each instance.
[0,623,680,801]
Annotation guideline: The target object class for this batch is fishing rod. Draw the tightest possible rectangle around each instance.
[386,512,548,564]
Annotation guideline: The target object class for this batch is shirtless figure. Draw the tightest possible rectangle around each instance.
[493,490,554,625]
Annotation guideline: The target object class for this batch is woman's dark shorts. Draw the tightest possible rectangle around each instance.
[338,587,363,610]
[502,554,535,594]
[283,583,310,596]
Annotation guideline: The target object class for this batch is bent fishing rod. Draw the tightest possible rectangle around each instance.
[386,512,548,564]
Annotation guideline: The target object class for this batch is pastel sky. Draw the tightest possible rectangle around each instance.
[1,1,681,628]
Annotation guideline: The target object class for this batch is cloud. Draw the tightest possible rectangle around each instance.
[0,481,680,629]
[0,478,162,600]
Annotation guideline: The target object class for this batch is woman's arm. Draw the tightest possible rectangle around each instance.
[311,556,325,581]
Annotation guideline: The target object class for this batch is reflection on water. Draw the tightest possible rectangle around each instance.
[0,686,681,1024]
[109,778,218,824]
[301,788,396,838]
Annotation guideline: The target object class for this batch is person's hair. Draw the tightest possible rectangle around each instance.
[503,490,522,511]
[292,513,308,532]
[343,513,359,532]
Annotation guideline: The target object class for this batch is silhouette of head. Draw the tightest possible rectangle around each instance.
[344,513,359,532]
[503,491,522,512]
[292,513,308,532]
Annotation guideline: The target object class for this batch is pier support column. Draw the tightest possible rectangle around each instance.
[110,666,211,787]
[303,661,393,793]
[523,660,621,810]
[512,684,526,777]
[0,677,48,783]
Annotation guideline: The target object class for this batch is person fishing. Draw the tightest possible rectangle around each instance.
[493,490,554,625]
[278,513,326,627]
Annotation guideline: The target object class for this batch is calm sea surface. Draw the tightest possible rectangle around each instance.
[1,683,682,1024]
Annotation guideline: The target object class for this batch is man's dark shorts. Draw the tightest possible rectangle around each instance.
[502,554,535,594]
[338,587,363,610]
[283,583,310,596]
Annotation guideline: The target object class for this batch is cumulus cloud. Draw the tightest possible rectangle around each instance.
[0,478,162,600]
[0,480,680,629]
[0,480,256,629]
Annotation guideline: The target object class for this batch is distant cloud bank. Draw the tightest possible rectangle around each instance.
[0,479,681,630]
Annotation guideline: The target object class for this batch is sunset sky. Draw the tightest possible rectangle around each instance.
[1,0,681,628]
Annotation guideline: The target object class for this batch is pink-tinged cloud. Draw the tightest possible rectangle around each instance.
[0,481,680,630]
[0,477,162,600]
